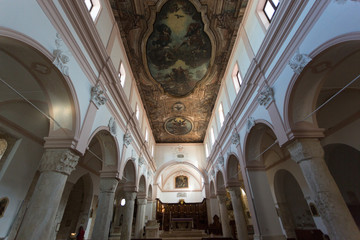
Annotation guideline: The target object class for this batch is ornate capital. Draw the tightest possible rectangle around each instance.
[124,191,137,201]
[99,178,119,193]
[287,139,324,164]
[257,86,274,108]
[217,194,227,203]
[53,33,70,76]
[288,49,312,75]
[123,132,132,146]
[39,149,79,175]
[231,131,240,146]
[246,117,255,132]
[137,198,148,205]
[91,84,107,108]
[108,117,117,136]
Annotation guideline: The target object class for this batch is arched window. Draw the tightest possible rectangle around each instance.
[205,143,209,158]
[84,0,101,21]
[218,102,225,127]
[210,127,215,146]
[232,64,242,94]
[145,128,149,142]
[135,103,140,120]
[119,62,126,87]
[0,139,7,161]
[263,0,280,22]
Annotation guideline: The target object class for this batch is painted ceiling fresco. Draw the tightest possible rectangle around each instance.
[110,0,249,143]
[146,0,211,97]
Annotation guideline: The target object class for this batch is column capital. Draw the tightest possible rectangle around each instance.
[217,194,227,204]
[287,138,324,164]
[137,198,148,205]
[39,149,79,175]
[99,177,119,194]
[227,187,242,198]
[124,191,137,201]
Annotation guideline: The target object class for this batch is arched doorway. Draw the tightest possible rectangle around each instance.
[274,169,316,238]
[324,144,360,228]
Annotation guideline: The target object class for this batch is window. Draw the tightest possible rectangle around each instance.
[119,63,126,87]
[218,103,225,127]
[145,129,149,142]
[135,103,140,120]
[205,143,209,158]
[84,0,101,21]
[263,0,280,22]
[210,127,215,146]
[232,64,242,94]
[0,139,7,161]
[151,145,154,157]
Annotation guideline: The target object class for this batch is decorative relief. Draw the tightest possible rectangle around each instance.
[39,149,79,175]
[91,84,107,108]
[246,117,255,132]
[123,131,132,146]
[53,33,70,76]
[231,132,240,145]
[172,102,185,112]
[257,86,274,108]
[108,117,117,136]
[177,192,187,197]
[138,156,145,167]
[287,139,324,164]
[217,155,224,166]
[288,49,312,75]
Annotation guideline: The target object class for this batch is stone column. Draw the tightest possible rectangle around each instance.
[228,187,248,240]
[146,199,153,221]
[287,139,360,240]
[91,177,119,240]
[120,191,137,240]
[217,194,232,237]
[134,198,148,238]
[17,149,79,240]
[276,202,296,239]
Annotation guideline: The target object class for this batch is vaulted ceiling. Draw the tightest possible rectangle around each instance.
[110,0,249,143]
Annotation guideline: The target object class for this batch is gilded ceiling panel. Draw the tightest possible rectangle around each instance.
[110,0,249,143]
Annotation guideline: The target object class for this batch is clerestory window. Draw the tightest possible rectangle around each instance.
[263,0,280,22]
[84,0,101,21]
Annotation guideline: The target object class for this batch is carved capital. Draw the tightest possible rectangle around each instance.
[53,33,70,76]
[124,191,137,201]
[288,49,312,75]
[257,86,274,108]
[231,131,240,146]
[39,149,79,175]
[246,117,255,132]
[123,132,132,147]
[287,139,324,164]
[91,84,107,108]
[99,178,119,194]
[217,194,227,203]
[228,187,242,198]
[108,117,117,136]
[137,198,148,205]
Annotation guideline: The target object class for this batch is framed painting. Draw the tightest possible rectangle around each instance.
[175,175,188,188]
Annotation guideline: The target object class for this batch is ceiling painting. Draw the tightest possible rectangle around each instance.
[165,117,192,135]
[146,0,211,97]
[110,0,249,143]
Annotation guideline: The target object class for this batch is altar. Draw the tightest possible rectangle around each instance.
[170,218,193,230]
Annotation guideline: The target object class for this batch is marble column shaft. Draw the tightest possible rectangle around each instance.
[288,139,360,240]
[134,198,148,238]
[16,149,79,240]
[120,191,137,240]
[217,194,232,237]
[91,177,119,240]
[228,187,248,240]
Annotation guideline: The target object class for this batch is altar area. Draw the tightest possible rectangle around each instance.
[170,218,194,230]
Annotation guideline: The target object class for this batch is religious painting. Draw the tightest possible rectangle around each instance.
[0,197,9,218]
[165,117,192,135]
[175,175,188,188]
[146,0,212,97]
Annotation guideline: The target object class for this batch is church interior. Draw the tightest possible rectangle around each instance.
[0,0,360,240]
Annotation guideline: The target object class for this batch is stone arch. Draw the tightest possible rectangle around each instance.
[122,158,137,190]
[274,169,315,238]
[209,180,216,197]
[215,170,226,194]
[225,154,242,186]
[0,29,81,140]
[147,184,153,200]
[138,175,147,198]
[284,36,360,134]
[87,127,120,170]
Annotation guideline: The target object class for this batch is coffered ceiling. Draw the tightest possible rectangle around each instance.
[110,0,248,143]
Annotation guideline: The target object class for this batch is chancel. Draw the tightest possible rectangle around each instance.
[0,0,360,240]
